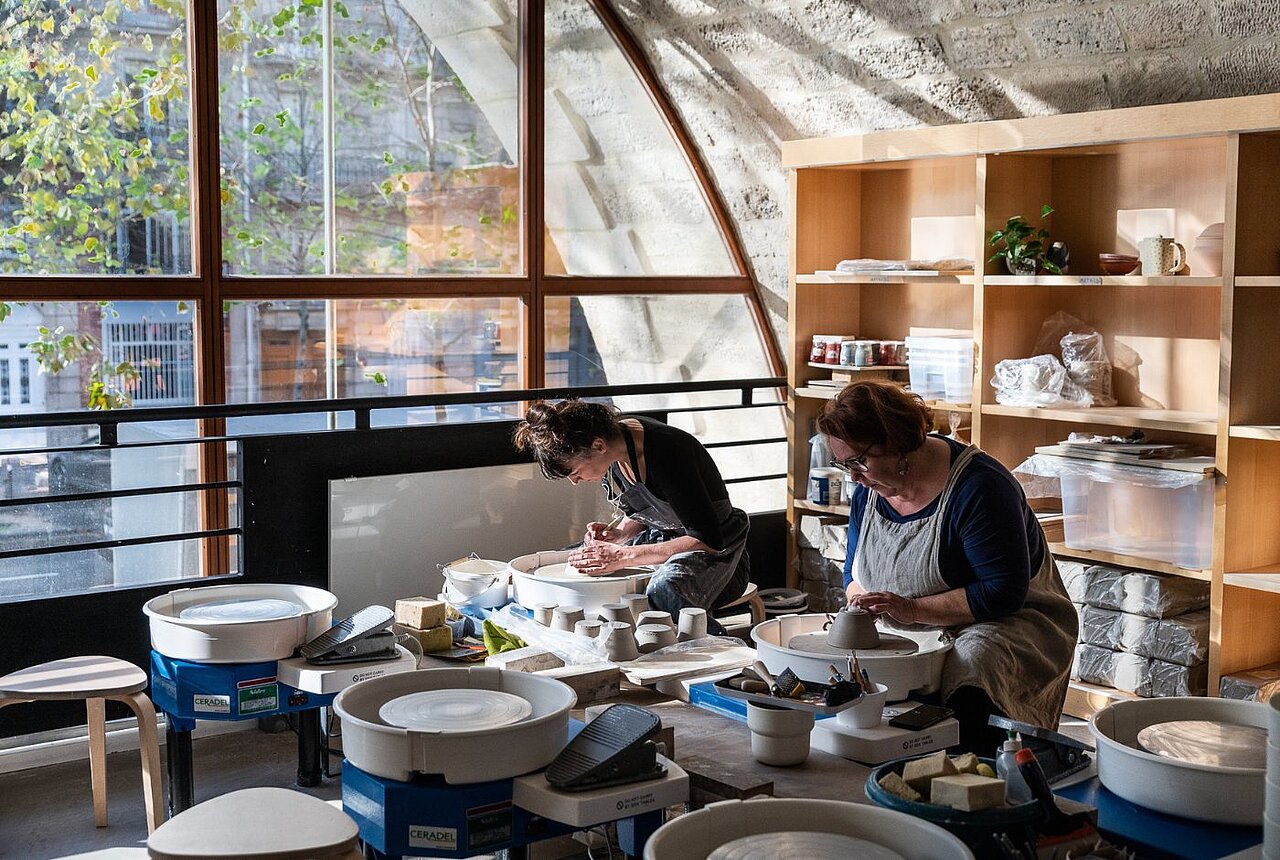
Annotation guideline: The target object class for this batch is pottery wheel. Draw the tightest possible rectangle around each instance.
[178,598,304,622]
[707,831,904,860]
[532,563,630,581]
[787,631,919,657]
[378,689,533,732]
[1135,720,1267,769]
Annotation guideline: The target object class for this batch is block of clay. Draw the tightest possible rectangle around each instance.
[902,750,958,794]
[394,597,446,630]
[877,771,922,802]
[950,752,980,774]
[393,623,451,653]
[484,646,565,673]
[929,773,1007,811]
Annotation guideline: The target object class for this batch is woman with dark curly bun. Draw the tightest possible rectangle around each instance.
[513,399,750,629]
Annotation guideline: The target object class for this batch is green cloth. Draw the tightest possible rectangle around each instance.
[482,619,527,655]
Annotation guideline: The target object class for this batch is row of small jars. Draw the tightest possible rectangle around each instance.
[810,334,907,367]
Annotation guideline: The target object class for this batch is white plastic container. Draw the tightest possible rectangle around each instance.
[1061,464,1214,570]
[906,336,974,404]
[642,797,974,859]
[996,736,1033,804]
[144,582,337,664]
[1090,695,1268,825]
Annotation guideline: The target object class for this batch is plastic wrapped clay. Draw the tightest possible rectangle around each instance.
[929,774,1007,811]
[902,750,958,794]
[394,597,446,630]
[877,771,922,802]
[1083,565,1127,610]
[1056,559,1088,604]
[1119,571,1209,618]
[1219,661,1280,702]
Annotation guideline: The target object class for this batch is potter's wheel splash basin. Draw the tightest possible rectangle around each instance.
[334,667,575,784]
[144,582,337,664]
[642,798,973,860]
[751,614,951,702]
[1090,696,1268,825]
[509,550,653,617]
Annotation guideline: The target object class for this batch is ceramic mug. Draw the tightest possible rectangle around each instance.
[574,619,603,639]
[635,623,677,653]
[621,593,650,623]
[551,605,585,632]
[1138,236,1187,276]
[533,602,558,626]
[636,609,674,628]
[678,607,708,641]
[603,621,639,662]
[600,603,633,624]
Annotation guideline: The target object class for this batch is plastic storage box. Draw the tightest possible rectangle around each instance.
[906,336,974,404]
[1060,463,1214,570]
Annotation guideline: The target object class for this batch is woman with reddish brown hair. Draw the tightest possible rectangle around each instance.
[817,381,1076,751]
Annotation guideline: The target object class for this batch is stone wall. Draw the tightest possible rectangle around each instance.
[615,0,1280,353]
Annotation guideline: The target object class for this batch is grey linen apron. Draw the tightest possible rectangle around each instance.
[604,426,749,612]
[851,444,1077,728]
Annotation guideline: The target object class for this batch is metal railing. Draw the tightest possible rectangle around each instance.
[0,376,787,572]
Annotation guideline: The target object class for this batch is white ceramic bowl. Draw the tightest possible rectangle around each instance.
[1090,696,1268,825]
[642,797,973,859]
[144,582,336,663]
[834,682,889,730]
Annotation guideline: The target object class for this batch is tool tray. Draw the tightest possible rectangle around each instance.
[712,674,864,716]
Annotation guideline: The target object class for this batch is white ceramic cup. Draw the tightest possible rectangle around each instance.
[552,605,585,632]
[574,619,603,639]
[636,609,674,628]
[678,607,708,641]
[621,593,649,624]
[746,701,815,766]
[635,623,677,653]
[603,621,639,662]
[1138,235,1187,276]
[833,682,889,730]
[533,602,558,626]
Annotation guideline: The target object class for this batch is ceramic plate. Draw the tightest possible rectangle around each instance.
[178,598,305,622]
[708,831,903,860]
[787,631,919,658]
[378,689,533,732]
[1136,720,1267,769]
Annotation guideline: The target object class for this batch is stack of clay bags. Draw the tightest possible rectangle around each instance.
[1058,560,1210,697]
[796,514,850,612]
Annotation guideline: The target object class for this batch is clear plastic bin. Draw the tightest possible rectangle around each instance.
[906,336,974,404]
[1061,466,1214,570]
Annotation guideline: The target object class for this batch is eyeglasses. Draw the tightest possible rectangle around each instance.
[829,442,874,474]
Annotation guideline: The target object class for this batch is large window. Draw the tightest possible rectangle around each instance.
[0,0,778,599]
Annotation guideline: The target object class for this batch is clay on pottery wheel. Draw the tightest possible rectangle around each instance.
[826,606,881,650]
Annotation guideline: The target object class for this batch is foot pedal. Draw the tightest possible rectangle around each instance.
[545,704,666,792]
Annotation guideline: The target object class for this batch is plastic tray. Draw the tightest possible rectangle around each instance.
[712,675,863,716]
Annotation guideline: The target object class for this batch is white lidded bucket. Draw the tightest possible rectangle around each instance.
[440,555,510,609]
[642,797,973,859]
[144,582,337,663]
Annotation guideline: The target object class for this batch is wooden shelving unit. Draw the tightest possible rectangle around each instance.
[783,93,1280,701]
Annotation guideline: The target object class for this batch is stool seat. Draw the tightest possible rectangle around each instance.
[0,656,162,833]
[147,787,360,860]
[0,656,147,700]
[715,581,765,626]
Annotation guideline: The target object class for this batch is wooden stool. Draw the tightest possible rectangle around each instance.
[715,581,765,626]
[147,787,361,859]
[0,655,163,833]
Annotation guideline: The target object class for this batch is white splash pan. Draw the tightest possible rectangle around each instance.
[333,667,575,784]
[751,614,951,702]
[143,582,337,664]
[1090,696,1268,825]
[642,797,973,860]
[509,550,653,617]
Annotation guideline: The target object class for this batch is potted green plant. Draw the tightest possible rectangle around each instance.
[988,204,1062,275]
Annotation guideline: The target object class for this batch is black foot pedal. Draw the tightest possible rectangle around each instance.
[545,704,666,792]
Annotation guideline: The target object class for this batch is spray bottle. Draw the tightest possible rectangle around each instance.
[996,730,1033,804]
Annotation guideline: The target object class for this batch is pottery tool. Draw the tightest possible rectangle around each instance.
[752,660,779,695]
[773,667,806,699]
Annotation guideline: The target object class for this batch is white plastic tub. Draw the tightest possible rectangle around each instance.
[642,797,973,859]
[334,667,575,784]
[907,336,974,404]
[1090,696,1268,825]
[751,614,951,702]
[144,583,337,663]
[509,550,652,618]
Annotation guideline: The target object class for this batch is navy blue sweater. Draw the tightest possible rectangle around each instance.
[842,435,1044,621]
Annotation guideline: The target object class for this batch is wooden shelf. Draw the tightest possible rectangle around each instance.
[807,363,908,371]
[1063,679,1141,720]
[795,388,972,415]
[984,275,1221,288]
[1224,568,1280,594]
[1048,543,1212,581]
[1229,425,1280,441]
[981,405,1217,435]
[797,272,975,285]
[1234,277,1280,287]
[793,498,850,516]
